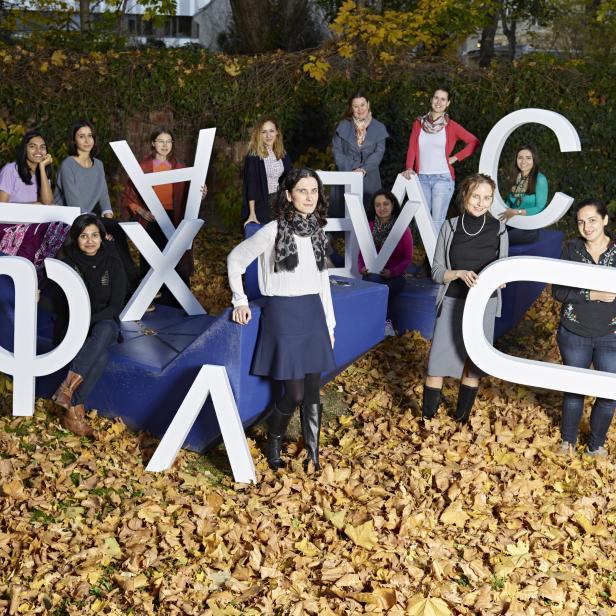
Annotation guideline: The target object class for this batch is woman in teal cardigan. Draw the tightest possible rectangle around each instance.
[500,144,547,244]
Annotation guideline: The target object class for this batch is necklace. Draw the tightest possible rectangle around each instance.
[461,213,486,237]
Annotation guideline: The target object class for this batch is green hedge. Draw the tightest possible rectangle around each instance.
[1,44,614,228]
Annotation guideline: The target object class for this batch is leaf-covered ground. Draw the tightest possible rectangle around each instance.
[0,232,615,615]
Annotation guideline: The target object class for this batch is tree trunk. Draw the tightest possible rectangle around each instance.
[501,12,517,62]
[80,0,90,33]
[479,14,498,68]
[229,0,272,53]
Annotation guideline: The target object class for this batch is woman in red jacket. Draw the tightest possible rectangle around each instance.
[402,87,480,233]
[120,127,194,300]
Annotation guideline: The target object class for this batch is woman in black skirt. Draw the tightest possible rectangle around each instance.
[227,168,336,472]
[422,173,508,424]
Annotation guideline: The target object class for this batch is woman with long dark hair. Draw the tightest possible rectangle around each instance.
[242,117,292,226]
[358,189,413,335]
[422,173,508,424]
[227,168,335,472]
[50,213,127,437]
[56,119,138,292]
[332,91,388,212]
[499,144,548,244]
[120,126,194,293]
[552,199,616,457]
[403,87,480,233]
[0,130,68,271]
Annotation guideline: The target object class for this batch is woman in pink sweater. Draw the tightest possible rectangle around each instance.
[402,87,479,233]
[358,190,413,335]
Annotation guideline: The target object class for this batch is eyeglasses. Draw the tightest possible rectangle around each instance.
[155,139,173,145]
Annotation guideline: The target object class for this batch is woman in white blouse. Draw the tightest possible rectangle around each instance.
[227,167,336,472]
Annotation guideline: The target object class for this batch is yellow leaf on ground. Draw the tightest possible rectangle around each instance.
[538,577,566,603]
[325,508,346,529]
[294,537,319,557]
[439,501,469,528]
[408,596,452,616]
[1,479,25,500]
[344,520,378,550]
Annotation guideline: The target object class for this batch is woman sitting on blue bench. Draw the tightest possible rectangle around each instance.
[358,190,413,336]
[50,213,127,437]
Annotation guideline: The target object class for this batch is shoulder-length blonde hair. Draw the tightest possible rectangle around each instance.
[248,117,285,159]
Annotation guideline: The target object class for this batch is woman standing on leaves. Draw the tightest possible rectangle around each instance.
[552,199,616,457]
[498,144,548,245]
[51,213,127,437]
[228,168,335,472]
[332,92,389,212]
[422,173,508,424]
[403,87,480,233]
[242,117,292,226]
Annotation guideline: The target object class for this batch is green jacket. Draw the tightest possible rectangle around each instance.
[505,172,548,216]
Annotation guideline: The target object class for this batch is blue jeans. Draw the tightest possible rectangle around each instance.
[557,325,616,450]
[363,273,405,319]
[70,319,119,406]
[418,173,455,234]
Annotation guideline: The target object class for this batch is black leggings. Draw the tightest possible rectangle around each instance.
[277,373,321,413]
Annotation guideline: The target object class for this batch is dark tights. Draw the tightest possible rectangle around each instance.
[277,373,321,413]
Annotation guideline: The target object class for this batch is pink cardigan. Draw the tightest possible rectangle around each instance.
[358,221,413,277]
[405,118,480,180]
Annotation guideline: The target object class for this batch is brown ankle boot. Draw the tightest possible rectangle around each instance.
[61,404,94,437]
[52,370,83,410]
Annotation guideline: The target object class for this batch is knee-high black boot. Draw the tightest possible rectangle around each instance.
[300,403,322,471]
[422,385,442,419]
[454,384,478,424]
[265,404,295,470]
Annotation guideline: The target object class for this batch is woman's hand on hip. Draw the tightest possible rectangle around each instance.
[448,156,458,165]
[457,270,479,288]
[232,305,252,324]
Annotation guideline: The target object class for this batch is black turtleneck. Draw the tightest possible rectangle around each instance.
[446,214,500,299]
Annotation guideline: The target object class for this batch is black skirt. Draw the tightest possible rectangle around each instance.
[252,294,335,380]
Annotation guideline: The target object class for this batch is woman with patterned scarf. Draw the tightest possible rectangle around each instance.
[358,190,413,336]
[499,143,548,245]
[403,87,480,234]
[227,168,336,473]
[331,92,389,213]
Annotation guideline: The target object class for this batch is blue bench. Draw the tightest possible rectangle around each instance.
[0,269,386,452]
[389,229,564,339]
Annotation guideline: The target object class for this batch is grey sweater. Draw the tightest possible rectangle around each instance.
[431,215,509,316]
[54,157,112,215]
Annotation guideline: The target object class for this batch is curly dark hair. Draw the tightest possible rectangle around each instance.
[367,189,401,222]
[457,173,496,214]
[273,167,329,226]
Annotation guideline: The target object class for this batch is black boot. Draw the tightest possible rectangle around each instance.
[300,403,323,472]
[454,384,478,424]
[265,404,294,470]
[422,385,442,419]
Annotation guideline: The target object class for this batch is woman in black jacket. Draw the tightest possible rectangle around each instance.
[552,199,616,457]
[51,213,127,436]
[242,117,292,226]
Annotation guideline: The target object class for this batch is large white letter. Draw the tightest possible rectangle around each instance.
[146,364,256,484]
[119,219,205,321]
[462,256,616,398]
[0,203,81,225]
[110,128,214,239]
[318,171,364,277]
[479,109,581,229]
[346,173,438,273]
[0,257,90,416]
